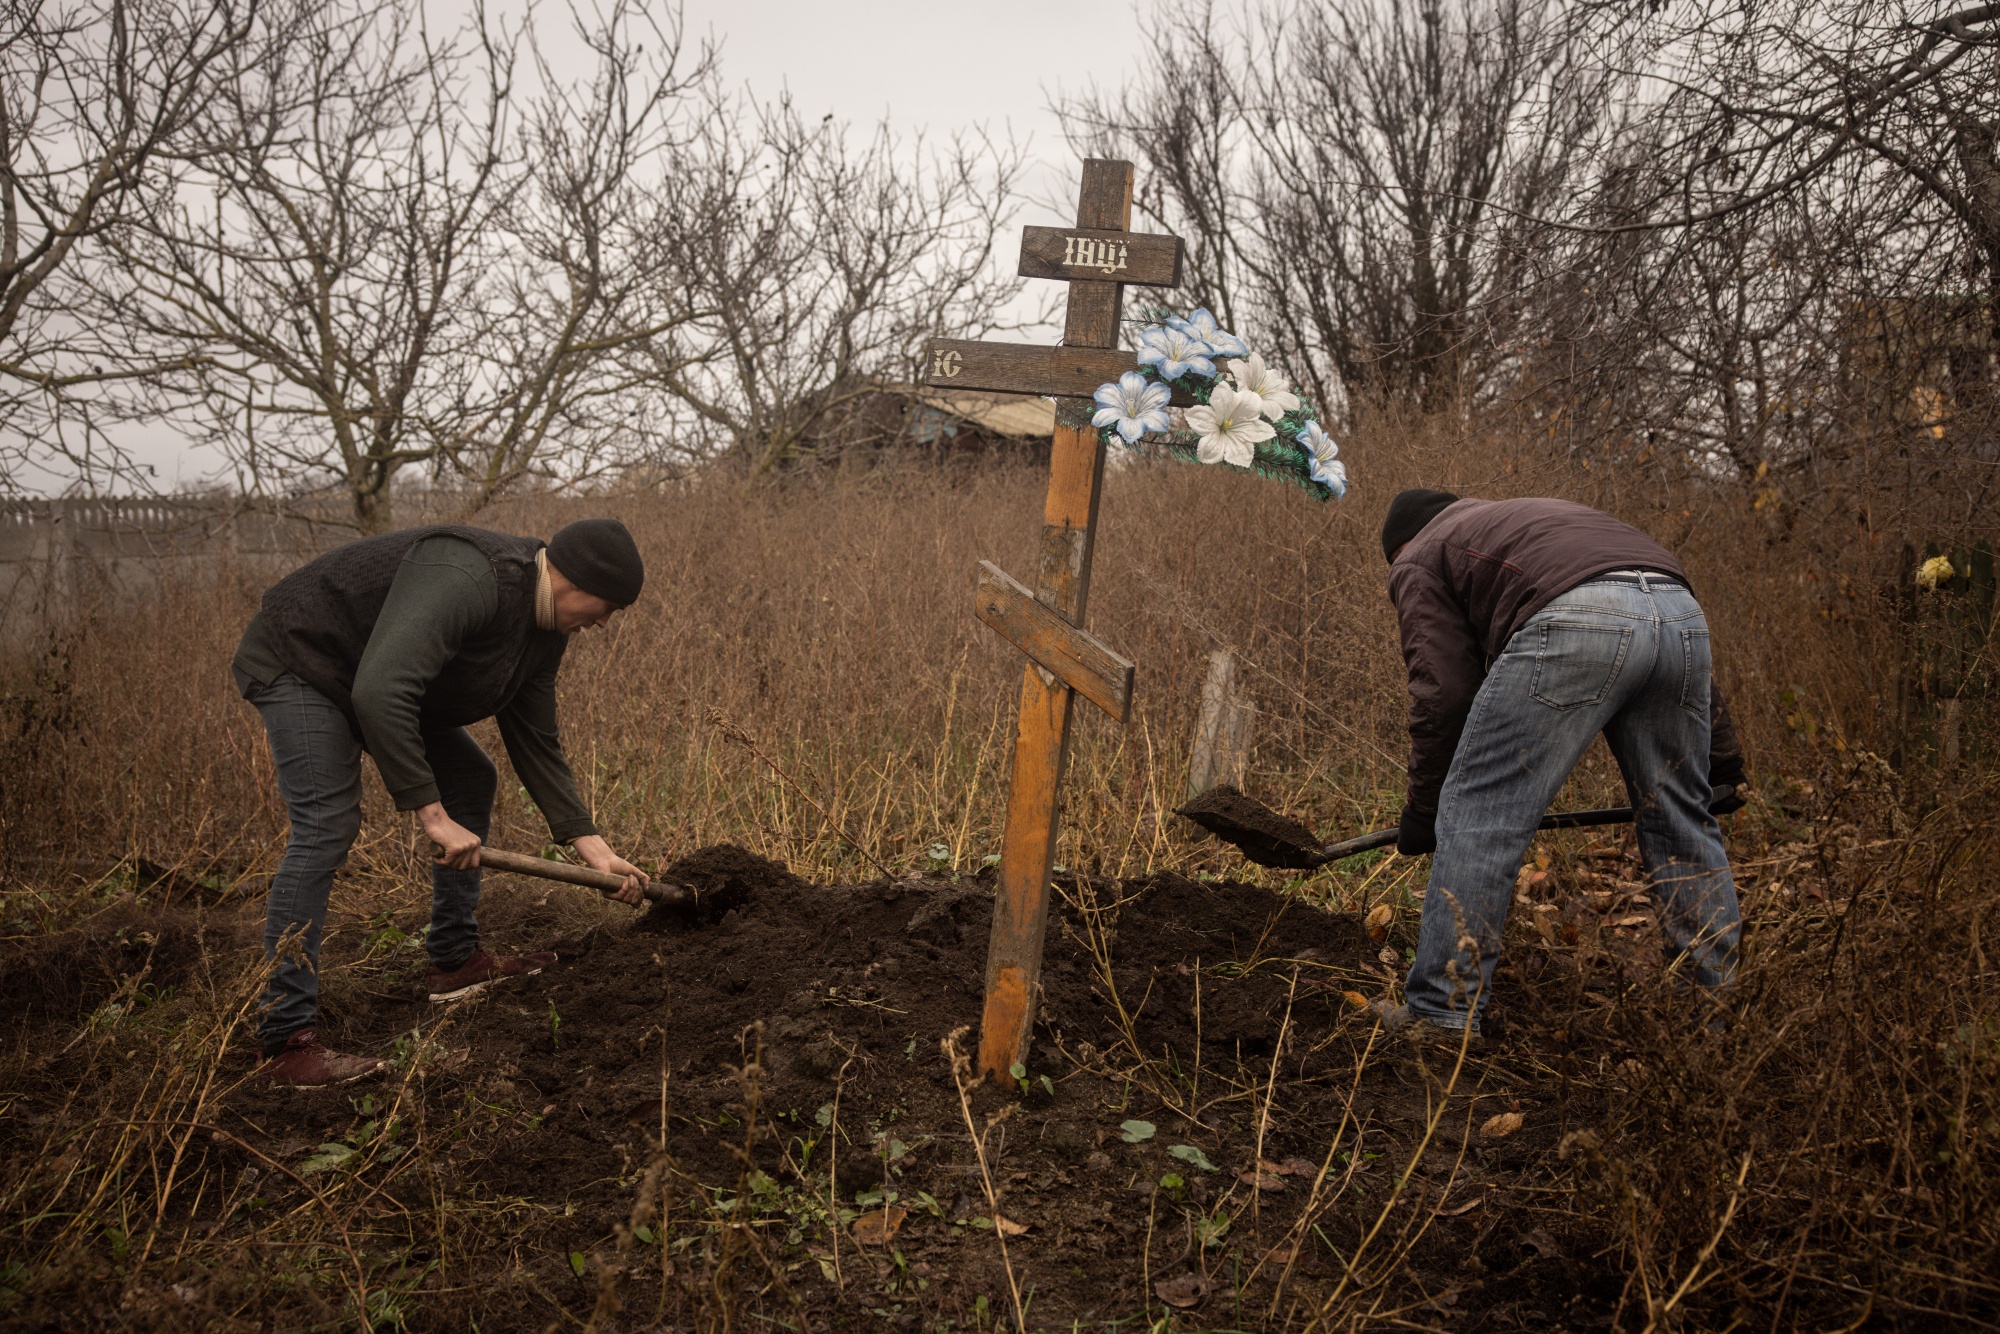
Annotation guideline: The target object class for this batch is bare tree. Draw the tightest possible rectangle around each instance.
[633,97,1027,474]
[1060,0,1611,413]
[0,0,256,493]
[1504,0,1998,527]
[110,0,712,529]
[1585,1,2000,344]
[423,3,718,505]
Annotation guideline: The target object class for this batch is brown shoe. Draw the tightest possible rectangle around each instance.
[260,1028,391,1087]
[427,948,557,1003]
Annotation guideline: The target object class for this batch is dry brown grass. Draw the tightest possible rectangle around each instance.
[2,406,1936,886]
[0,408,1993,1329]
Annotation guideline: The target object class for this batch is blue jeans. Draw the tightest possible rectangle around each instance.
[241,673,497,1051]
[1404,576,1740,1030]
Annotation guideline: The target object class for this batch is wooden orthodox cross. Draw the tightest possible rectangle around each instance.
[922,159,1186,1084]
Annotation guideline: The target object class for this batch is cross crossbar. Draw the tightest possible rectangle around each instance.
[975,561,1135,723]
[1017,226,1183,287]
[923,338,1196,404]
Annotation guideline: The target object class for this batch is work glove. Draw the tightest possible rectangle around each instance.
[1396,805,1438,856]
[1709,785,1746,817]
[1709,754,1747,791]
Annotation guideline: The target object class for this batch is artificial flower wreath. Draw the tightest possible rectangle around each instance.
[1090,308,1348,501]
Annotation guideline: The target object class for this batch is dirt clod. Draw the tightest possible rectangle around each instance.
[635,841,800,928]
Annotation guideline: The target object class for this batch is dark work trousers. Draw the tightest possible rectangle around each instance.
[241,672,498,1052]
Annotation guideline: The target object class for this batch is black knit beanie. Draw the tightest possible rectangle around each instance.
[547,519,645,606]
[1381,489,1460,564]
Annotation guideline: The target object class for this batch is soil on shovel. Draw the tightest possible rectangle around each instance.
[1176,784,1328,868]
[4,845,1633,1331]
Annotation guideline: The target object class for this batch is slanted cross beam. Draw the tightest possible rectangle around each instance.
[921,158,1184,1084]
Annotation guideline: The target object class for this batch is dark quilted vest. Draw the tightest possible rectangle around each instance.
[257,525,566,726]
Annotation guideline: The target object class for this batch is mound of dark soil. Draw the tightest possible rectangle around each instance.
[8,848,1618,1329]
[636,841,800,927]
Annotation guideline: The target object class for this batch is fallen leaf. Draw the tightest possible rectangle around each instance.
[1364,902,1393,941]
[1377,947,1400,967]
[1611,914,1650,928]
[993,1214,1028,1237]
[1153,1272,1212,1309]
[1261,1245,1298,1266]
[1616,1058,1650,1089]
[1522,1227,1560,1257]
[1481,1111,1525,1139]
[298,1143,355,1175]
[1277,1157,1317,1177]
[1434,1195,1484,1217]
[850,1205,906,1245]
[1237,1169,1285,1192]
[1340,990,1370,1010]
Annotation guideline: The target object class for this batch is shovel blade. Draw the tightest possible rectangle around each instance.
[1175,785,1328,870]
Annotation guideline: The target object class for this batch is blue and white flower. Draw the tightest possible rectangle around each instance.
[1137,324,1216,382]
[1186,382,1276,467]
[1171,307,1249,359]
[1297,419,1347,496]
[1224,353,1301,421]
[1091,371,1173,444]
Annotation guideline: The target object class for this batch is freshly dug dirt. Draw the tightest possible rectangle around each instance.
[1176,784,1328,868]
[3,847,1631,1330]
[636,841,797,926]
[257,855,1598,1326]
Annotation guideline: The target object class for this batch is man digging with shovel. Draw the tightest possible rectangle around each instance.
[232,519,651,1086]
[1378,490,1747,1040]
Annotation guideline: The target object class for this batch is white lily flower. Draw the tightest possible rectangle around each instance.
[1297,420,1348,496]
[1172,308,1249,359]
[1137,324,1216,382]
[1225,353,1301,421]
[1186,383,1277,467]
[1092,371,1172,444]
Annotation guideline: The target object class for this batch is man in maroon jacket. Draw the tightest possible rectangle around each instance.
[1381,490,1745,1036]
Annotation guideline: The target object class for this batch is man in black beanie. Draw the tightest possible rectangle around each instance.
[231,518,650,1085]
[1380,492,1746,1038]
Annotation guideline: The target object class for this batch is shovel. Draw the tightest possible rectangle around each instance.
[1176,785,1738,871]
[461,846,696,907]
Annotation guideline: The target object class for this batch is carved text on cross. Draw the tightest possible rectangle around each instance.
[919,159,1184,1084]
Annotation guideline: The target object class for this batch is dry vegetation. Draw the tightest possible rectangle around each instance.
[1,407,1994,1331]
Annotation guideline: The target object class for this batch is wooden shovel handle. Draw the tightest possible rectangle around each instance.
[469,846,692,906]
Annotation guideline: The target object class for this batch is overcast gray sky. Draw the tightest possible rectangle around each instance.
[678,0,1141,208]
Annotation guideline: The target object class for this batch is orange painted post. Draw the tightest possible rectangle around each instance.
[974,160,1133,1083]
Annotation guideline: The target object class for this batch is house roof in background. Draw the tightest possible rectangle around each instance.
[904,388,1055,438]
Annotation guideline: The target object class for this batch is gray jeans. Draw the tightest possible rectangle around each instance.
[1404,576,1740,1030]
[241,672,496,1051]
